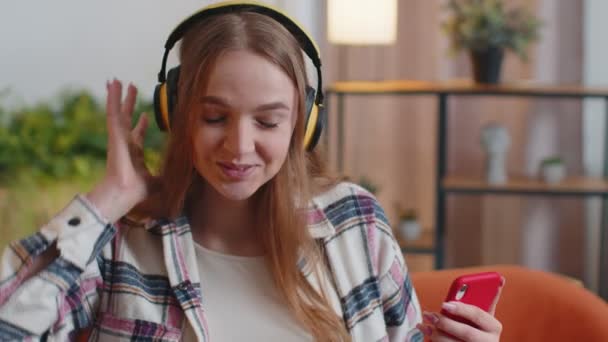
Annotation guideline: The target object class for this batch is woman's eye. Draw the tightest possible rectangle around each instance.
[203,116,226,124]
[258,120,279,129]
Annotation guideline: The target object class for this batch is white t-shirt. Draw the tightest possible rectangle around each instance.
[182,242,314,341]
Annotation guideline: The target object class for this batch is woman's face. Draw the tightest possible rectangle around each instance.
[192,49,298,201]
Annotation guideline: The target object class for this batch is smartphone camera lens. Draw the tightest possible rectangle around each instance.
[456,284,468,300]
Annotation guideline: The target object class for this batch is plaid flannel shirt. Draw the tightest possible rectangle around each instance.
[0,182,423,341]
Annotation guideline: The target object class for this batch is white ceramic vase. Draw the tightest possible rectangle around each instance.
[486,153,507,185]
[481,123,511,185]
[398,220,422,241]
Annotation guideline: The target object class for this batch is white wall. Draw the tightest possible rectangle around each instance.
[0,0,321,107]
[583,0,608,292]
[584,1,608,175]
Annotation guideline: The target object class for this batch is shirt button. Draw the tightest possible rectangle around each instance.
[68,217,81,226]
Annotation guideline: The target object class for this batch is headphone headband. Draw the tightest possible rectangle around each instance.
[154,1,326,150]
[157,1,324,104]
[165,3,321,65]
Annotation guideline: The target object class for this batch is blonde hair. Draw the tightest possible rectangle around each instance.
[133,11,349,341]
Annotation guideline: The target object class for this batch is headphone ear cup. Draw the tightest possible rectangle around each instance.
[153,83,169,131]
[153,66,180,132]
[166,66,181,116]
[303,86,323,151]
[304,86,316,120]
[307,103,324,151]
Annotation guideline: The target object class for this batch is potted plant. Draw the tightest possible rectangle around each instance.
[442,0,541,84]
[540,156,565,184]
[396,208,422,241]
[358,176,380,195]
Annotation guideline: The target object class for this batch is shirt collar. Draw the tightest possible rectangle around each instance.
[306,202,336,239]
[140,197,337,240]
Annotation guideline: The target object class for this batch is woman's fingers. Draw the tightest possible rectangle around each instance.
[107,79,138,133]
[426,311,483,341]
[106,79,122,117]
[417,322,460,342]
[121,82,138,122]
[416,323,436,339]
[440,302,502,334]
[105,79,147,175]
[106,79,142,145]
[106,79,122,135]
[429,326,465,342]
[106,80,125,165]
[418,280,505,341]
[131,113,149,148]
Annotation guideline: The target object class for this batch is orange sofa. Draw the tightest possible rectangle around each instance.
[411,265,608,341]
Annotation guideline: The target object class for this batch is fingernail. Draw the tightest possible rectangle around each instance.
[442,301,457,312]
[416,323,433,336]
[423,312,439,324]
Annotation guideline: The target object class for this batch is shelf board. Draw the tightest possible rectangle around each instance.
[443,176,608,196]
[327,79,608,98]
[399,230,435,255]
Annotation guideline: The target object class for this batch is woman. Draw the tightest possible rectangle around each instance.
[0,2,503,341]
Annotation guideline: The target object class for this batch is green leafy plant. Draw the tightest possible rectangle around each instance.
[0,89,165,185]
[442,0,541,59]
[399,209,417,222]
[358,176,380,195]
[393,201,418,222]
[0,89,167,249]
[540,156,563,166]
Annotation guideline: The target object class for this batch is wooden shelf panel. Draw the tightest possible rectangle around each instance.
[443,176,608,195]
[398,229,434,255]
[327,79,608,98]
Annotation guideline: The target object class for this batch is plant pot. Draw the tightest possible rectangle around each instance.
[398,219,422,241]
[541,163,565,184]
[470,46,504,84]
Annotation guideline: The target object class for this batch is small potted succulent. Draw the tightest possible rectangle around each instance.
[442,0,541,83]
[396,208,422,241]
[540,156,565,184]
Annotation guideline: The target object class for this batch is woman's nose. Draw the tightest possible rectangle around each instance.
[223,119,255,155]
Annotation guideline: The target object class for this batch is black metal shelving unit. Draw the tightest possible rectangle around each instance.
[325,79,608,300]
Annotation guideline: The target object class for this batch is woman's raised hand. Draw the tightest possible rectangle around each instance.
[86,79,153,222]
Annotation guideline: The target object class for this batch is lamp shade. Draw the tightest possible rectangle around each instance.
[327,0,397,45]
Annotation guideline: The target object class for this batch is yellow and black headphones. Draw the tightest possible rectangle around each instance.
[153,1,325,151]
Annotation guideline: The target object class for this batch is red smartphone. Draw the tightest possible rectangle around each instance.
[441,272,503,328]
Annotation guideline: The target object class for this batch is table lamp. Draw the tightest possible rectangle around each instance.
[326,0,398,169]
[327,0,397,45]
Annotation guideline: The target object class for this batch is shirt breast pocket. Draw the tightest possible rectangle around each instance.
[95,312,182,341]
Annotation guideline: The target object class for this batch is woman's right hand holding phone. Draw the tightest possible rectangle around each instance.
[86,79,153,222]
[417,276,505,341]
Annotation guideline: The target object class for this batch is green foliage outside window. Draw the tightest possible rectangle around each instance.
[0,90,165,185]
[0,89,166,248]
